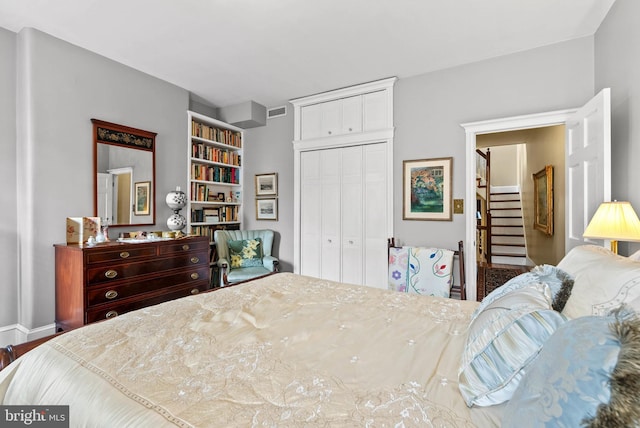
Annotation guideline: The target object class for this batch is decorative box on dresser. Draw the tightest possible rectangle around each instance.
[54,236,210,332]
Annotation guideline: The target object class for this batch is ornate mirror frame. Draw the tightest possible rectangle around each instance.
[92,119,157,227]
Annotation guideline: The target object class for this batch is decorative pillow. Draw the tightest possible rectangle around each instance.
[557,245,640,318]
[472,264,574,321]
[502,307,640,428]
[388,246,454,297]
[228,238,263,269]
[459,283,567,407]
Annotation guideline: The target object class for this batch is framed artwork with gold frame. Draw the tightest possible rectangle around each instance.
[533,165,553,235]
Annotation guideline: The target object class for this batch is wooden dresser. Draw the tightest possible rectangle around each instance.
[54,236,210,332]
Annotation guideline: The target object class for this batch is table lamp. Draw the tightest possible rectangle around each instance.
[583,201,640,254]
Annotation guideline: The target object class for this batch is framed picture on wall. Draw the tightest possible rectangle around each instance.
[533,165,554,235]
[255,173,278,196]
[256,198,278,221]
[402,157,453,221]
[134,181,151,216]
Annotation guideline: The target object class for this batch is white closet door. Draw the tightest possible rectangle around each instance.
[321,148,342,281]
[363,143,389,289]
[342,96,363,135]
[300,151,322,277]
[341,146,363,285]
[301,104,322,140]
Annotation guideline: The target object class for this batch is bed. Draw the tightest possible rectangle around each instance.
[1,245,640,427]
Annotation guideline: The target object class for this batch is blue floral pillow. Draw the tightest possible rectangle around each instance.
[228,238,263,269]
[502,307,640,427]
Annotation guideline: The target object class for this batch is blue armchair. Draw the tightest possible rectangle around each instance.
[214,229,279,286]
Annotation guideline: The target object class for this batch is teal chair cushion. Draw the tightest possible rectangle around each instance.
[227,266,272,283]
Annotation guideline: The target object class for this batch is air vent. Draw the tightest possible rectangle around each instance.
[267,106,287,119]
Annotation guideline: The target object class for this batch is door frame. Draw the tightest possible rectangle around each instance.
[461,109,576,302]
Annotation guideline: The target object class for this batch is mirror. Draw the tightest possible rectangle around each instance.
[92,119,156,227]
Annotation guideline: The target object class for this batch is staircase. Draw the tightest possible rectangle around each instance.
[489,187,528,266]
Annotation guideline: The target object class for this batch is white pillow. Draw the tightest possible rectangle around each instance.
[558,245,640,318]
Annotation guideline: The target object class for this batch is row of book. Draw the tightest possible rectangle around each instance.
[189,223,240,241]
[192,206,239,223]
[192,143,241,166]
[191,120,242,148]
[191,164,240,184]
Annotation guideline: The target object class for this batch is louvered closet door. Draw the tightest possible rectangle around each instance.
[363,143,388,289]
[300,151,322,278]
[299,143,389,287]
[320,149,342,281]
[341,146,363,285]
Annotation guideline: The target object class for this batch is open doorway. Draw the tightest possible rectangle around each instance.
[463,89,611,302]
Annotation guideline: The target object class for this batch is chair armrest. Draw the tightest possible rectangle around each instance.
[263,256,279,272]
[217,258,229,269]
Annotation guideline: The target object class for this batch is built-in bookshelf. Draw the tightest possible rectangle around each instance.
[187,111,243,285]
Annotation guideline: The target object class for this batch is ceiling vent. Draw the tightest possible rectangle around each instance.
[267,105,287,119]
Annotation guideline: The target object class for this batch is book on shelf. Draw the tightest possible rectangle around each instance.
[191,120,242,148]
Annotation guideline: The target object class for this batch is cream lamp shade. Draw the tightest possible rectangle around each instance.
[583,201,640,254]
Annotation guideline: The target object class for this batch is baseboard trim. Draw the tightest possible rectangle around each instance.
[0,323,57,347]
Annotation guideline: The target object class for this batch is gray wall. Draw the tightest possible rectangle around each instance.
[14,28,189,330]
[243,110,295,272]
[245,37,594,264]
[595,0,640,255]
[0,27,17,328]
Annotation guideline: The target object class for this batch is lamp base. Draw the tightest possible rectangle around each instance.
[610,240,619,254]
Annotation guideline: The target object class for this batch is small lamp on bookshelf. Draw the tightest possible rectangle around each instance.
[166,186,187,231]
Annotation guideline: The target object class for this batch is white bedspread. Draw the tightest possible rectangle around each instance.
[0,273,500,427]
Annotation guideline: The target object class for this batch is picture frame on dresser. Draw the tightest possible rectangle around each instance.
[403,157,453,221]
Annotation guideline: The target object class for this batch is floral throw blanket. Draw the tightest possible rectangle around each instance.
[388,246,455,297]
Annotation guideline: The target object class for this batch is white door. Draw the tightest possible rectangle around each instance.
[320,148,342,281]
[341,146,363,284]
[300,151,322,277]
[97,173,113,223]
[565,88,611,252]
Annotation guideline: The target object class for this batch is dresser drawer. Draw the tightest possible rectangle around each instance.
[86,282,209,324]
[159,239,210,255]
[86,265,210,307]
[86,251,209,286]
[85,246,157,265]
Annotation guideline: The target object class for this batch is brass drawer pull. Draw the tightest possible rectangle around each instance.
[182,244,190,251]
[190,257,199,264]
[190,288,200,295]
[191,272,199,280]
[119,251,130,259]
[105,310,118,319]
[105,290,118,299]
[104,270,118,279]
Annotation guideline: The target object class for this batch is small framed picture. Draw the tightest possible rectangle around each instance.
[217,192,226,202]
[134,181,151,216]
[255,173,278,196]
[256,198,278,221]
[403,157,453,221]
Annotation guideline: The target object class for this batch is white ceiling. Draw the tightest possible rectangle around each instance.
[0,0,616,109]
